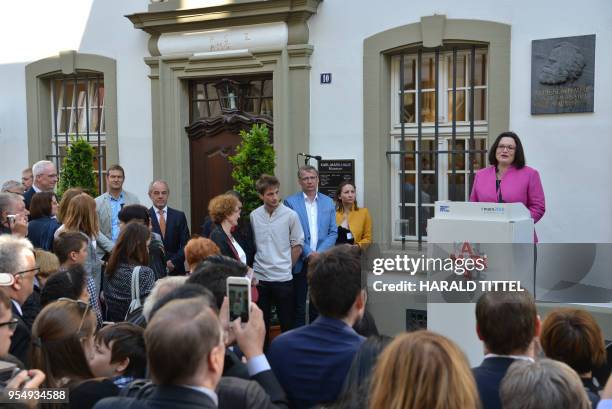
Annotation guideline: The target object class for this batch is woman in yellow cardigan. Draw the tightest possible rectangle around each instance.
[335,181,372,249]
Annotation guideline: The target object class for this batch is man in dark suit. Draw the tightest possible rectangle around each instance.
[95,298,224,409]
[472,291,540,409]
[148,180,190,275]
[23,160,58,210]
[0,235,37,366]
[268,246,365,409]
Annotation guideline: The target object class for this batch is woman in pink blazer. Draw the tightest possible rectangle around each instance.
[470,132,545,241]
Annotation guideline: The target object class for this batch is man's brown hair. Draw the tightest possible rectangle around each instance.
[475,291,537,355]
[255,174,279,195]
[107,164,125,178]
[145,298,222,385]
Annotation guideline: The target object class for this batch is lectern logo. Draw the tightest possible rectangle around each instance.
[449,242,488,279]
[481,206,504,213]
[439,205,450,213]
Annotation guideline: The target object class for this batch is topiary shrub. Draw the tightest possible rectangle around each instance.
[57,137,98,197]
[229,124,275,214]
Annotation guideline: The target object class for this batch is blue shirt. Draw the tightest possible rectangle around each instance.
[268,316,365,409]
[109,192,125,242]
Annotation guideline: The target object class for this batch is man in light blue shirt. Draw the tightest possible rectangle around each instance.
[95,165,140,258]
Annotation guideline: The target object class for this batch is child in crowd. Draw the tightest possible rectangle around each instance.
[89,322,146,389]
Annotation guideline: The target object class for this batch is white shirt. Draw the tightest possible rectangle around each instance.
[11,299,22,316]
[230,236,247,265]
[483,353,534,362]
[154,206,168,224]
[32,184,42,193]
[303,192,318,252]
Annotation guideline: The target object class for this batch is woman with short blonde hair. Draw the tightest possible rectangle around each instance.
[369,330,480,409]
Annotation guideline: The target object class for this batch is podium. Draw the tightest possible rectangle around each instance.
[426,201,535,366]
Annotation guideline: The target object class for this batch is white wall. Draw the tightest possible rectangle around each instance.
[307,0,612,242]
[1,0,610,241]
[0,0,153,203]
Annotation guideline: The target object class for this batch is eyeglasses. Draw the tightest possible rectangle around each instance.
[496,144,516,151]
[58,298,90,334]
[0,318,18,331]
[15,267,40,277]
[300,176,317,181]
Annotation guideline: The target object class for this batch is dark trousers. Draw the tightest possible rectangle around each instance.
[257,279,295,346]
[293,270,319,327]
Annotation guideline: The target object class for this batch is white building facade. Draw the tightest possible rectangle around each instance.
[1,0,610,245]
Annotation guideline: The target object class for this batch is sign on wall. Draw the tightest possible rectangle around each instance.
[318,160,355,200]
[531,34,595,115]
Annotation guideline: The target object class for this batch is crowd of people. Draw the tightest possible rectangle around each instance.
[0,155,606,409]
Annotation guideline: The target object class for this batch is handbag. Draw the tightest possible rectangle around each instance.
[125,266,142,320]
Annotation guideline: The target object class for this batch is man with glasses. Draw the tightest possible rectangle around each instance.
[284,165,338,327]
[23,160,58,210]
[0,235,37,365]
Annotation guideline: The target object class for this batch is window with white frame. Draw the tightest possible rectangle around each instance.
[390,47,489,241]
[50,74,107,192]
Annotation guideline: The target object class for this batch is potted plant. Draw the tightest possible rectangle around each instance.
[57,137,98,197]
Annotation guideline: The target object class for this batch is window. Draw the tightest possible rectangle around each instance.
[50,73,107,192]
[390,47,489,241]
[190,77,273,121]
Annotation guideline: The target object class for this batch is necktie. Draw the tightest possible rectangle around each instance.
[158,209,166,238]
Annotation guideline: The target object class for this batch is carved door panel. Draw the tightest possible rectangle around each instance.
[189,130,241,234]
[187,108,273,234]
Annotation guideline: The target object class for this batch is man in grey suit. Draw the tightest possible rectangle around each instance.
[95,164,140,258]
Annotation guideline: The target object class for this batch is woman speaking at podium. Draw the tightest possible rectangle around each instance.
[469,131,545,241]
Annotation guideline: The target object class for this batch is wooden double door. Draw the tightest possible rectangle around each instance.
[187,112,272,234]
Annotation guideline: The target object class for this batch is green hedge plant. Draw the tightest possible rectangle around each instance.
[229,124,275,214]
[57,137,98,197]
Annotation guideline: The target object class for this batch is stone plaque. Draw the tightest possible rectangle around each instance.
[531,35,595,114]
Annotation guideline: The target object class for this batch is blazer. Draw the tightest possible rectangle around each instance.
[210,224,242,261]
[23,186,35,210]
[335,206,372,248]
[95,190,140,255]
[26,216,61,250]
[217,370,289,409]
[268,316,365,409]
[284,192,338,273]
[470,165,545,241]
[149,207,190,274]
[9,302,31,367]
[472,356,517,409]
[93,385,216,409]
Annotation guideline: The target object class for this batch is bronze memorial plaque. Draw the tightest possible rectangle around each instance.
[531,34,595,115]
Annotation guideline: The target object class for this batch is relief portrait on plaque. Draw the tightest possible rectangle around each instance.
[531,34,595,114]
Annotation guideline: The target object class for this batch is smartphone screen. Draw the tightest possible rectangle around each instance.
[228,283,249,322]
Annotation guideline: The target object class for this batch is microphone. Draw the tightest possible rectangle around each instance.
[299,153,322,161]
